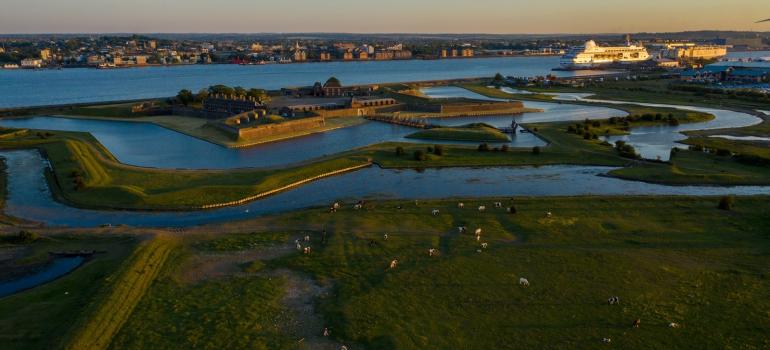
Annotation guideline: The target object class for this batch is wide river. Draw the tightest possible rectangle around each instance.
[0,56,610,109]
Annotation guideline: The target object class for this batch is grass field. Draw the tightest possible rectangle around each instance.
[0,234,139,349]
[5,197,767,349]
[610,149,770,185]
[406,124,511,142]
[63,236,177,350]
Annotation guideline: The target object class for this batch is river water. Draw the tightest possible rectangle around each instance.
[0,56,612,109]
[2,149,769,228]
[0,256,84,298]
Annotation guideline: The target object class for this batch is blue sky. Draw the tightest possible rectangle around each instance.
[1,0,769,34]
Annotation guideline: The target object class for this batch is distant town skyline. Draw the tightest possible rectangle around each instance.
[1,0,769,34]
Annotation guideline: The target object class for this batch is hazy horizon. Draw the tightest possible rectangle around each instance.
[2,0,769,35]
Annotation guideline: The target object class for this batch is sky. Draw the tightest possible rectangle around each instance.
[1,0,769,34]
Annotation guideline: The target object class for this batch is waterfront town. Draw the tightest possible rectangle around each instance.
[1,2,770,350]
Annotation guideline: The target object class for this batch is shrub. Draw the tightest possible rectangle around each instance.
[433,145,444,156]
[478,143,490,152]
[426,146,434,153]
[716,149,731,156]
[501,144,509,152]
[532,146,541,155]
[414,150,427,161]
[16,230,38,243]
[395,146,405,156]
[717,195,735,211]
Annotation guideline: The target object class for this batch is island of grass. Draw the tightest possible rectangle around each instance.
[405,123,511,142]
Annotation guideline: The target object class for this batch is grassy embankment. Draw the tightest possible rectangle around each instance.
[406,123,511,142]
[0,234,139,349]
[0,130,371,210]
[28,196,769,349]
[60,103,366,148]
[62,237,178,350]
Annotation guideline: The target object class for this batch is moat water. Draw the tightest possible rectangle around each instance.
[2,149,769,228]
[0,256,84,298]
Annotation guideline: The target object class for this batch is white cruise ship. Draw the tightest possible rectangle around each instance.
[560,40,650,69]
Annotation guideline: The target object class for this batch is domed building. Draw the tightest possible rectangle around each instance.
[322,77,343,97]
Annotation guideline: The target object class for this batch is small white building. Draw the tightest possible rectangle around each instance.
[20,58,43,69]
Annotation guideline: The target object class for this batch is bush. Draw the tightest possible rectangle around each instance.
[717,195,735,211]
[478,143,490,152]
[395,146,405,156]
[532,146,541,155]
[501,144,509,152]
[414,150,427,161]
[433,145,444,156]
[426,146,434,153]
[16,230,38,243]
[716,148,731,156]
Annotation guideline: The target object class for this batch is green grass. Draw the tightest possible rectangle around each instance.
[0,130,371,210]
[0,235,139,350]
[64,237,178,350]
[406,124,510,142]
[193,232,290,252]
[263,196,770,348]
[610,149,770,185]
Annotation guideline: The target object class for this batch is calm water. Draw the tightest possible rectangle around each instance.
[0,96,624,169]
[0,256,84,298]
[3,149,769,228]
[0,56,609,109]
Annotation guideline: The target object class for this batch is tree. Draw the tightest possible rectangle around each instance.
[233,86,247,97]
[478,143,490,152]
[433,145,444,156]
[208,84,235,97]
[246,88,270,103]
[16,230,38,243]
[501,144,509,152]
[414,150,427,161]
[176,89,194,106]
[194,89,209,103]
[395,146,405,156]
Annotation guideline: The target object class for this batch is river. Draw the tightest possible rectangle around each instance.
[0,56,610,109]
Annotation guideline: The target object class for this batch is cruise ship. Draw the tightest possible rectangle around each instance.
[560,40,650,69]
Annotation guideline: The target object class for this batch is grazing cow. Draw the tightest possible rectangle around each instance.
[494,202,502,208]
[475,228,482,236]
[458,226,466,234]
[354,204,363,210]
[428,248,437,257]
[457,202,465,209]
[545,211,552,218]
[389,259,398,269]
[329,207,337,213]
[333,202,340,209]
[396,205,403,210]
[632,319,641,328]
[602,338,612,343]
[507,206,517,214]
[476,235,481,242]
[296,242,302,251]
[384,233,389,241]
[303,247,311,255]
[341,346,348,350]
[668,322,680,328]
[432,209,440,216]
[608,296,620,305]
[323,327,330,337]
[519,278,529,287]
[481,242,488,249]
[304,235,311,242]
[478,206,486,212]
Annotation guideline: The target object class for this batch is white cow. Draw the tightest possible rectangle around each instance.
[296,242,302,251]
[668,322,680,328]
[545,211,552,218]
[428,248,437,257]
[478,206,486,212]
[481,242,488,249]
[519,277,529,287]
[602,338,612,343]
[608,296,620,305]
[494,202,502,208]
[333,202,340,209]
[474,228,482,236]
[384,233,389,241]
[457,202,465,209]
[304,235,311,242]
[431,209,440,216]
[354,204,363,210]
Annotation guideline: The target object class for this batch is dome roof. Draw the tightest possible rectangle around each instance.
[324,77,342,88]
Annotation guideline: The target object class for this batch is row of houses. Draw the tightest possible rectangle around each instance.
[680,65,770,84]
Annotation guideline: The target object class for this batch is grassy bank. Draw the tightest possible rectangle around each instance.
[63,237,177,350]
[0,234,139,349]
[0,130,371,210]
[610,149,770,185]
[406,124,510,142]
